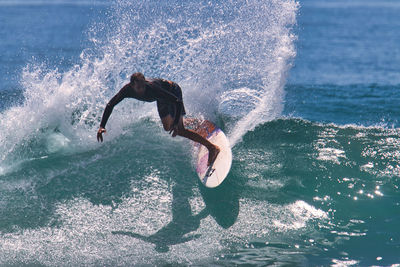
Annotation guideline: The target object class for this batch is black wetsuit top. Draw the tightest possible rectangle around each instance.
[100,78,184,128]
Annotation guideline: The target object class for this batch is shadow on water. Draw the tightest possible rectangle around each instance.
[112,174,241,252]
[198,171,240,229]
[112,181,208,253]
[112,142,242,252]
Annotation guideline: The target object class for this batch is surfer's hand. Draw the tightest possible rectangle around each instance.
[97,127,106,142]
[169,125,179,137]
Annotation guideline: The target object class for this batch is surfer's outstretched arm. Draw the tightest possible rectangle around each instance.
[97,85,129,142]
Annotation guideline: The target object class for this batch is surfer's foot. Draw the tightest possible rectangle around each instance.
[207,145,220,166]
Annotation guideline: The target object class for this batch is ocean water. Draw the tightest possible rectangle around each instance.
[1,0,399,266]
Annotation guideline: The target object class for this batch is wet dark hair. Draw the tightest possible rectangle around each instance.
[130,72,145,84]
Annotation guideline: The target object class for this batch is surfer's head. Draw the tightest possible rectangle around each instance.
[130,72,146,95]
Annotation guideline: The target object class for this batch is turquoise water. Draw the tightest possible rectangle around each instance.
[1,0,400,265]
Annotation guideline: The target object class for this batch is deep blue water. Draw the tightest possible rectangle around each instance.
[1,0,399,266]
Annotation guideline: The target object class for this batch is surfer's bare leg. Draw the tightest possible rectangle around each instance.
[161,116,220,166]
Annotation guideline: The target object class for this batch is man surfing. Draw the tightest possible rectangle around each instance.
[97,72,220,166]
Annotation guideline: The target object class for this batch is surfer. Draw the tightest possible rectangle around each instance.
[97,72,220,166]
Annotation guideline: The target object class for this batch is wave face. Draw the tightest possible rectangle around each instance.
[1,118,400,265]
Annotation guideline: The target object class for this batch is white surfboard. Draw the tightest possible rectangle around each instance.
[190,120,232,188]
